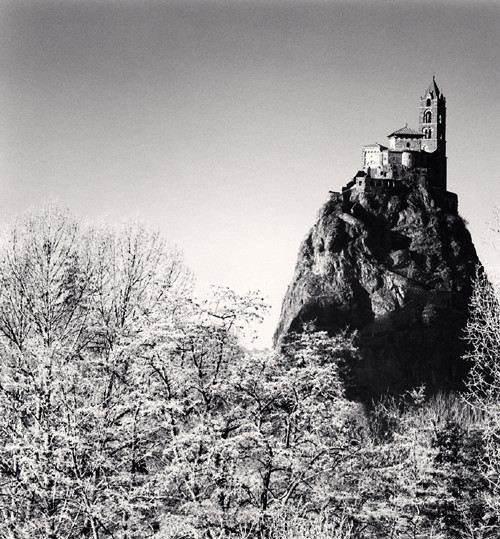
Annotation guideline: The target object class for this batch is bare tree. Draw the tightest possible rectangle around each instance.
[463,266,500,520]
[0,205,193,538]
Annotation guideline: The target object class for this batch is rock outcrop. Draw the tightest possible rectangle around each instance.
[274,182,479,397]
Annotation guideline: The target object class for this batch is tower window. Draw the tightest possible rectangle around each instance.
[424,111,432,123]
[424,129,432,139]
[426,98,431,106]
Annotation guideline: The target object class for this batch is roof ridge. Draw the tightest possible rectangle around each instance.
[388,126,423,137]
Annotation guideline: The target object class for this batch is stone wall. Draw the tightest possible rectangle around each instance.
[389,136,422,151]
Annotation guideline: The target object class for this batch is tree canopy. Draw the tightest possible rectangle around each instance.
[0,205,499,539]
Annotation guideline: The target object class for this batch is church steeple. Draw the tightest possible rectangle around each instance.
[424,76,441,100]
[419,77,447,189]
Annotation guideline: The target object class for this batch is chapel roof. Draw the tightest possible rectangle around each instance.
[388,126,424,138]
[363,143,388,150]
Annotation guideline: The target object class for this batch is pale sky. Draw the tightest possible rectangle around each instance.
[1,0,499,347]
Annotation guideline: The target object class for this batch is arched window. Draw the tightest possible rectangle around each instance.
[406,142,410,148]
[439,115,442,124]
[426,98,431,106]
[424,111,432,123]
[426,129,432,139]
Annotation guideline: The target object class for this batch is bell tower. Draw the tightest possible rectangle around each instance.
[419,77,447,189]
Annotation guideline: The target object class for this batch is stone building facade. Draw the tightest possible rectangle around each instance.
[360,78,447,190]
[338,78,456,213]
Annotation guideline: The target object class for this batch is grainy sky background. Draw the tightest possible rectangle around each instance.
[0,0,499,347]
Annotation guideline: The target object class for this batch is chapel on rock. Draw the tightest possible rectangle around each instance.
[340,78,456,212]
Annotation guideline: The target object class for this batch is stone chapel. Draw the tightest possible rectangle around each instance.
[360,77,448,191]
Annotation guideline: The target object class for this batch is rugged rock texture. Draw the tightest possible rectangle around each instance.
[274,183,479,397]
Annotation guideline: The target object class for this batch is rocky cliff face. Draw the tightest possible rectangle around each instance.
[274,183,479,397]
